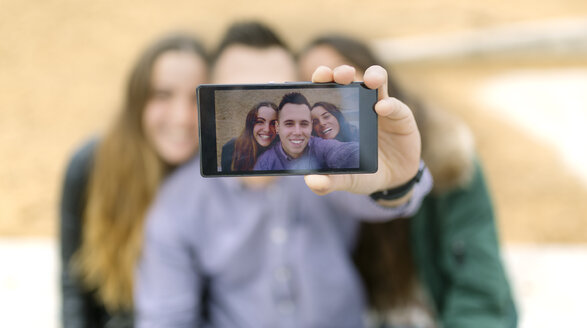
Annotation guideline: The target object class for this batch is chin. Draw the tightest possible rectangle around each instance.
[162,149,195,165]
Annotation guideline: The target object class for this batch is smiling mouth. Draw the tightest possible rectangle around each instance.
[321,127,333,135]
[289,139,304,145]
[257,134,272,140]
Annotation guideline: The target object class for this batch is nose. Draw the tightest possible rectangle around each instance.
[172,95,196,125]
[262,121,271,132]
[294,124,303,135]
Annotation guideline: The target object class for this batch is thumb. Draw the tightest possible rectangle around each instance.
[304,174,352,195]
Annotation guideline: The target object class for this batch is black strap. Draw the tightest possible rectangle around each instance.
[369,163,425,201]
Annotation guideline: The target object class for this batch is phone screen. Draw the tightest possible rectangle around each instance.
[197,82,377,177]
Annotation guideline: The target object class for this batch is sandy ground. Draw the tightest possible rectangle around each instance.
[1,3,586,238]
[2,238,586,328]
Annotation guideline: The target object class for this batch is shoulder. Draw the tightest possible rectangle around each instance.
[311,137,357,153]
[221,138,236,171]
[308,136,330,149]
[255,143,279,167]
[146,157,206,235]
[63,138,99,187]
[157,156,206,205]
[222,138,236,152]
[420,105,476,193]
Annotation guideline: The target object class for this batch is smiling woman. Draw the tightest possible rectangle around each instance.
[59,33,208,328]
[220,101,278,172]
[142,51,205,165]
[311,101,359,142]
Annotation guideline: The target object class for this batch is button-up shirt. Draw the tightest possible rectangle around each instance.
[254,136,359,171]
[135,156,432,328]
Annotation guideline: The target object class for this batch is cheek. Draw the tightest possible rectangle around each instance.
[142,103,163,139]
[332,119,340,130]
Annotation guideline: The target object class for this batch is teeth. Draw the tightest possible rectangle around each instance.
[323,128,332,134]
[291,140,303,144]
[258,135,270,139]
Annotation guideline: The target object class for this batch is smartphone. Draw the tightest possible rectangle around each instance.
[197,82,378,177]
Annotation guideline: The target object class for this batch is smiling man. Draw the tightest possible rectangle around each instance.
[254,92,359,170]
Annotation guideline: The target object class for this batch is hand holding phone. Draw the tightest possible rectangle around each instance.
[304,65,422,198]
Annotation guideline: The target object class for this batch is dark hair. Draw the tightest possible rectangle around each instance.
[302,34,406,100]
[278,92,311,112]
[231,102,278,171]
[214,21,289,64]
[311,102,358,142]
[303,34,424,311]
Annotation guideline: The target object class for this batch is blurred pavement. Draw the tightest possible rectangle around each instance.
[1,238,586,328]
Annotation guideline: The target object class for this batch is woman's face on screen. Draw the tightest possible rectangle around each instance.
[311,106,340,139]
[142,50,206,165]
[253,106,277,147]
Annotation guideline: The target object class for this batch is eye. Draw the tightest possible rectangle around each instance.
[300,121,310,127]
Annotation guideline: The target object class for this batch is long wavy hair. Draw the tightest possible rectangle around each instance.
[73,33,207,312]
[310,101,358,142]
[231,102,278,171]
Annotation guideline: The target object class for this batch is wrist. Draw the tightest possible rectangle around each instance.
[370,161,426,202]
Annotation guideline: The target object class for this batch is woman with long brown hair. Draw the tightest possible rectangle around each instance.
[310,101,359,142]
[220,101,278,172]
[299,35,517,328]
[59,32,208,327]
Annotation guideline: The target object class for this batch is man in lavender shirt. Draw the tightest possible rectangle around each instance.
[254,92,359,171]
[135,22,432,328]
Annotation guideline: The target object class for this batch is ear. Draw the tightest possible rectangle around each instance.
[275,121,280,134]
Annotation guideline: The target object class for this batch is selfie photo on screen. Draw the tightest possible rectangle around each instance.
[198,82,376,176]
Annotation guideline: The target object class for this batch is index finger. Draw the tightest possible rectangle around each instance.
[312,65,356,85]
[363,65,389,99]
[311,65,334,83]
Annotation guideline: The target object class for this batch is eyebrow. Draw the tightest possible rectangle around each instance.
[284,119,310,123]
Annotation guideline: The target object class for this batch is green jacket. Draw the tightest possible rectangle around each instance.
[411,162,517,328]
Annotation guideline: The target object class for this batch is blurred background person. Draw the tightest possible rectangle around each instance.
[221,101,278,172]
[310,101,359,142]
[59,33,208,328]
[299,34,517,328]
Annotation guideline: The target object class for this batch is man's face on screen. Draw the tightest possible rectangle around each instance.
[277,103,312,159]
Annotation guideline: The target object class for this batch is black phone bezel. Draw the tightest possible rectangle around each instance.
[197,82,378,177]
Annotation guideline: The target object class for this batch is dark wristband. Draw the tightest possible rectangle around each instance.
[370,163,426,201]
